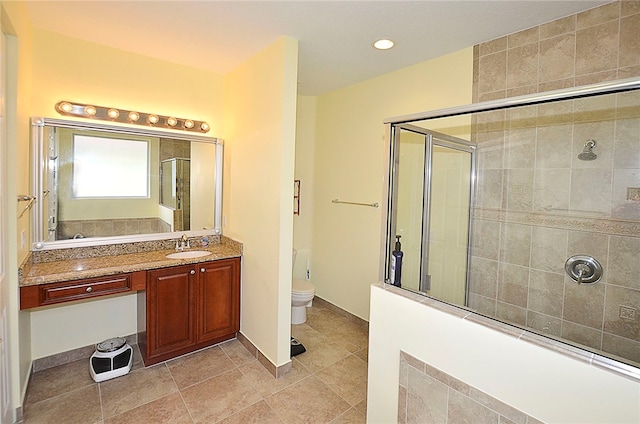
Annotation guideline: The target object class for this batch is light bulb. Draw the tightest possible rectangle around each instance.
[59,102,73,113]
[373,39,395,50]
[148,114,159,124]
[184,119,194,129]
[107,108,120,119]
[128,111,140,122]
[200,122,210,132]
[167,117,177,127]
[84,106,97,116]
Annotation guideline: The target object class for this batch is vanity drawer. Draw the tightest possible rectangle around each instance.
[20,271,146,309]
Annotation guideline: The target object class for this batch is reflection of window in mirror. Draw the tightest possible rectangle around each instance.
[72,135,149,198]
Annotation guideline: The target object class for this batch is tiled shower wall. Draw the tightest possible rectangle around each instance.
[469,0,640,365]
[398,351,541,424]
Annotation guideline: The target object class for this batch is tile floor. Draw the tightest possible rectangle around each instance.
[22,301,369,423]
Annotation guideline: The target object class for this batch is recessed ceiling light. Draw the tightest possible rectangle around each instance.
[373,39,395,50]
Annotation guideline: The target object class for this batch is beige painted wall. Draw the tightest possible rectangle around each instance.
[311,48,474,320]
[2,0,34,413]
[293,96,316,279]
[28,30,225,362]
[30,29,224,132]
[223,36,298,367]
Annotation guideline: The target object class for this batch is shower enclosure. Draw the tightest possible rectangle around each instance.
[384,77,640,369]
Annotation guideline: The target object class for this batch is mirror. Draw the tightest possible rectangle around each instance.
[30,117,223,249]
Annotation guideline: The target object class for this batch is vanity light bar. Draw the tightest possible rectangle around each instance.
[54,101,210,133]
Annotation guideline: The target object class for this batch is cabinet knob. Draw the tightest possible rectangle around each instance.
[86,286,92,293]
[200,268,205,273]
[190,270,196,275]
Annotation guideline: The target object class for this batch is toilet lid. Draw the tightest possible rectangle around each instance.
[292,278,315,294]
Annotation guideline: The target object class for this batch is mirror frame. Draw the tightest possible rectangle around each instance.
[30,117,223,250]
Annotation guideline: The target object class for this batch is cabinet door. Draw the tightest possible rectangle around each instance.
[197,258,240,343]
[146,265,197,359]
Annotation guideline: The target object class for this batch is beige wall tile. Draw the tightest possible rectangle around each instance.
[476,169,504,210]
[406,366,448,424]
[619,64,640,78]
[576,20,619,76]
[613,119,640,168]
[621,0,640,17]
[531,226,568,273]
[468,292,497,316]
[472,219,501,260]
[540,15,576,39]
[507,43,539,89]
[539,33,576,83]
[448,389,499,424]
[575,69,620,86]
[561,320,604,350]
[508,26,539,48]
[616,91,640,119]
[528,270,564,317]
[533,169,570,212]
[607,235,640,289]
[619,13,640,68]
[476,130,505,169]
[507,84,538,97]
[496,301,527,325]
[498,263,529,307]
[539,77,576,92]
[480,36,507,56]
[569,168,612,215]
[602,332,640,363]
[536,124,573,168]
[505,169,534,211]
[527,310,563,336]
[478,51,507,94]
[510,129,540,163]
[603,285,640,340]
[611,169,640,219]
[469,256,499,298]
[577,1,620,29]
[563,279,606,329]
[500,223,532,267]
[567,231,609,268]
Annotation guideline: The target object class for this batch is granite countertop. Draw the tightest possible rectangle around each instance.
[20,237,242,287]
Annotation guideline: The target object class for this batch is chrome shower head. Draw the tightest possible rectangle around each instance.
[578,139,597,161]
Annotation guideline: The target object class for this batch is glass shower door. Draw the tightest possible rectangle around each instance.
[426,142,473,305]
[388,125,475,306]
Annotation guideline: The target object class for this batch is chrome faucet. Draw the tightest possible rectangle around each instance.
[176,234,190,251]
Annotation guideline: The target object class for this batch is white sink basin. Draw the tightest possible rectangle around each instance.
[166,250,212,260]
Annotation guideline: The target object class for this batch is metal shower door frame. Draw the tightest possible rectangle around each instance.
[388,123,476,302]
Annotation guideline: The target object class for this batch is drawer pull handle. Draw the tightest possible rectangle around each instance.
[86,286,92,293]
[201,268,205,273]
[190,270,196,275]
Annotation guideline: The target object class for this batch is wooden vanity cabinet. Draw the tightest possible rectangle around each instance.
[139,257,240,365]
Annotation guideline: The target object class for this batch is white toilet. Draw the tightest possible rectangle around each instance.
[292,249,315,325]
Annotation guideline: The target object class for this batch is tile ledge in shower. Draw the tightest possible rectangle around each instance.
[376,281,640,383]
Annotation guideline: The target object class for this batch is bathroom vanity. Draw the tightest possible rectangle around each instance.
[19,237,242,366]
[140,257,240,365]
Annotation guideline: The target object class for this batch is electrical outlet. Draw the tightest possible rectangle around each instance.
[619,305,636,321]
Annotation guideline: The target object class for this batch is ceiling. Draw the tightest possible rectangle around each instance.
[26,1,610,96]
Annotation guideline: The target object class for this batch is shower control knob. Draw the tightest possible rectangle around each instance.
[565,255,603,285]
